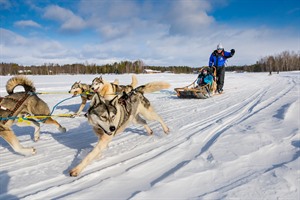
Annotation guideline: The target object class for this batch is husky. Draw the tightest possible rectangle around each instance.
[69,81,170,176]
[90,74,138,100]
[0,76,66,156]
[68,81,94,115]
[69,78,125,115]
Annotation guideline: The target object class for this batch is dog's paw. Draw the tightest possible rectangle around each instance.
[164,127,170,134]
[32,147,37,155]
[22,147,36,156]
[69,168,81,177]
[147,129,153,135]
[59,127,67,133]
[34,136,40,142]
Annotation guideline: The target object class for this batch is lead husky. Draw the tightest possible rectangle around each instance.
[69,81,170,176]
[91,74,138,100]
[0,76,66,156]
[68,81,94,115]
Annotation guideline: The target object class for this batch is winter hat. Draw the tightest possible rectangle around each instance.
[217,43,223,50]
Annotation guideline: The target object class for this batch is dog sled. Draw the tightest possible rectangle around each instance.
[174,82,213,99]
[174,67,217,99]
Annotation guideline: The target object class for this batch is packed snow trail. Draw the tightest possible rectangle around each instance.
[0,72,299,200]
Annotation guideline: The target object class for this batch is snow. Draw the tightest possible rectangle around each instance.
[0,72,299,200]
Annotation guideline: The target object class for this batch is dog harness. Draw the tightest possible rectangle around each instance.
[0,97,6,110]
[0,93,31,125]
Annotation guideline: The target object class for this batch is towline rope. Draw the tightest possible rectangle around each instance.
[33,91,95,95]
[0,94,86,122]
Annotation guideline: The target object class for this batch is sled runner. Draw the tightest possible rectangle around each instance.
[174,67,217,99]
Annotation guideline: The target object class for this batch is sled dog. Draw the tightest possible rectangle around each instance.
[68,81,95,115]
[69,78,125,115]
[69,81,170,176]
[0,76,66,156]
[90,74,138,100]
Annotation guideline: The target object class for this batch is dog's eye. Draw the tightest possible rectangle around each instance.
[100,116,107,121]
[111,114,115,120]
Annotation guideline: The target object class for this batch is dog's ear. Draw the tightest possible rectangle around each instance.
[110,95,119,106]
[90,94,103,107]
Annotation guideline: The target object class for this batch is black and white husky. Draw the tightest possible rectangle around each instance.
[69,81,170,176]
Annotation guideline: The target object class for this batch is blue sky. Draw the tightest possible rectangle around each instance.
[0,0,299,67]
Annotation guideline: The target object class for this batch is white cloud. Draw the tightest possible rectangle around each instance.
[79,0,215,38]
[164,0,215,35]
[43,5,86,31]
[14,20,42,28]
[107,0,139,19]
[1,1,299,67]
[78,0,142,40]
[0,28,28,46]
[96,24,130,40]
[0,28,77,65]
[78,0,139,19]
[2,24,299,67]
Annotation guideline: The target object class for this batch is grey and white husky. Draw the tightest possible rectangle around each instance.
[69,81,170,176]
[68,81,94,115]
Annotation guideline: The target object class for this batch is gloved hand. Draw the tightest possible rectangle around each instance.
[231,49,235,55]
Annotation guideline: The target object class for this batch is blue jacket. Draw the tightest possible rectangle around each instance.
[197,74,214,86]
[209,50,233,67]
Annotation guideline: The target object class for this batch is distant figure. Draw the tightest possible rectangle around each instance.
[209,43,235,94]
[196,68,214,86]
[269,71,272,75]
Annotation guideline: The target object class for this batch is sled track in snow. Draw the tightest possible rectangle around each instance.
[19,79,296,199]
[189,75,296,157]
[127,76,298,198]
[1,74,299,199]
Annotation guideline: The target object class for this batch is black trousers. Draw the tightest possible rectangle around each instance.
[216,66,225,90]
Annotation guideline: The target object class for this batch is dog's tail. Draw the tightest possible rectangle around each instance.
[135,81,170,94]
[113,79,119,85]
[6,76,36,94]
[130,74,138,88]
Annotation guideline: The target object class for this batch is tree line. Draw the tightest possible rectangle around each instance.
[0,60,194,75]
[0,51,299,75]
[226,51,300,72]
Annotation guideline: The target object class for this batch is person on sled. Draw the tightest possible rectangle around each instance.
[196,68,214,87]
[209,43,235,94]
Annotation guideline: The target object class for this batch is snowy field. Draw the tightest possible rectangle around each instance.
[0,72,299,200]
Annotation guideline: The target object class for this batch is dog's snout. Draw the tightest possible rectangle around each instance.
[109,126,116,132]
[91,87,94,90]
